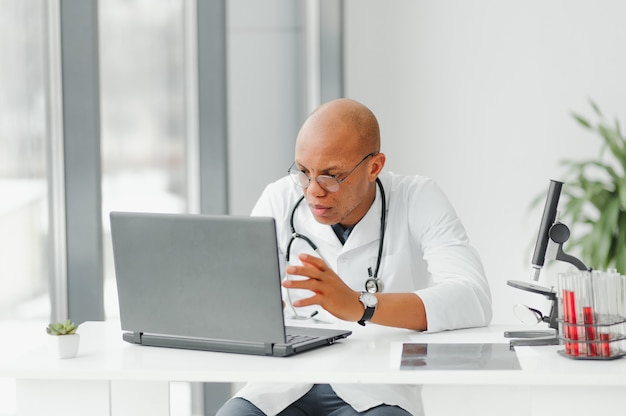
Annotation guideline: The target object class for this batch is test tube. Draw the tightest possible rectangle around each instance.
[558,272,567,353]
[559,272,579,356]
[592,269,622,357]
[579,271,595,357]
[609,269,626,355]
[583,305,596,356]
[617,273,626,353]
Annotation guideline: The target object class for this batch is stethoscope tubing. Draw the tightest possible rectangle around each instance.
[286,177,387,282]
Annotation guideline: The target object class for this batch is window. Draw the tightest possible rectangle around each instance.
[98,0,188,318]
[0,0,50,322]
[0,1,50,413]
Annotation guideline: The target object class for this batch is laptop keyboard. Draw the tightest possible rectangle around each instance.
[285,333,317,345]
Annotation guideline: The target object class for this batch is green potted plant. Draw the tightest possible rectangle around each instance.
[558,101,626,273]
[46,319,80,359]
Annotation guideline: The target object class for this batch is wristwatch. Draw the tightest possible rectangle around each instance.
[358,291,378,326]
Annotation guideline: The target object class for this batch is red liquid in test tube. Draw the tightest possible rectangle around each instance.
[583,306,596,357]
[600,332,611,357]
[563,290,579,356]
[562,289,571,355]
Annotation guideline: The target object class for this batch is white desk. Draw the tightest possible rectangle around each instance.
[1,320,625,416]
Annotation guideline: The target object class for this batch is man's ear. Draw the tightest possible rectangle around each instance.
[369,152,386,180]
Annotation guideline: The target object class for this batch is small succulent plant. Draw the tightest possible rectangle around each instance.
[46,319,79,335]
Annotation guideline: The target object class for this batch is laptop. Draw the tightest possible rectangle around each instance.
[109,211,352,357]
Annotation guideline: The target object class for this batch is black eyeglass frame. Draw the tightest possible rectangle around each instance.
[287,152,376,193]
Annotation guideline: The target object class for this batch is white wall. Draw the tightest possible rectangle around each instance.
[344,0,626,324]
[227,0,305,214]
[226,0,626,325]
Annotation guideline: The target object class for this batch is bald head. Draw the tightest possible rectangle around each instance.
[292,99,386,226]
[297,98,380,154]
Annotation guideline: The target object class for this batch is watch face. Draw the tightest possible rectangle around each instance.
[360,292,378,307]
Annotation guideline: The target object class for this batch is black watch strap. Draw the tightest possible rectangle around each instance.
[358,304,376,326]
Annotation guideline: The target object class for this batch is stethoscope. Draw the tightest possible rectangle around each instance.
[286,177,387,294]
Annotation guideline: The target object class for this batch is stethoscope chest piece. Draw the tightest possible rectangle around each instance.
[365,277,383,294]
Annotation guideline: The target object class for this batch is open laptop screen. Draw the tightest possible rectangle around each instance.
[110,212,287,344]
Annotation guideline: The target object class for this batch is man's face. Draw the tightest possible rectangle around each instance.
[293,124,376,227]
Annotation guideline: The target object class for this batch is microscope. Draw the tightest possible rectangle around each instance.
[505,179,590,348]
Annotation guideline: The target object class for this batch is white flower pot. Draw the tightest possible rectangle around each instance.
[55,334,80,359]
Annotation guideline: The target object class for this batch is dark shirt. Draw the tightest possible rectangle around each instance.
[331,223,354,245]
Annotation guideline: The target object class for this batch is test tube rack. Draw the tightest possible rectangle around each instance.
[558,270,626,360]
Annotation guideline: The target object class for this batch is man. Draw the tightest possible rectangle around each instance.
[217,98,492,415]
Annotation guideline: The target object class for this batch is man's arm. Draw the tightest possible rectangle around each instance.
[370,292,426,330]
[282,253,428,330]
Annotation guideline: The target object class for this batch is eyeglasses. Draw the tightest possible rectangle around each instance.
[288,153,375,193]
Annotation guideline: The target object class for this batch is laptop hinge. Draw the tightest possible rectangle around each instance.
[264,342,274,355]
[133,331,143,343]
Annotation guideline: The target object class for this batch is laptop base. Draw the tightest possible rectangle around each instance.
[123,326,352,357]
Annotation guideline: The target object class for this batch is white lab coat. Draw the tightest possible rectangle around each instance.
[234,172,492,416]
